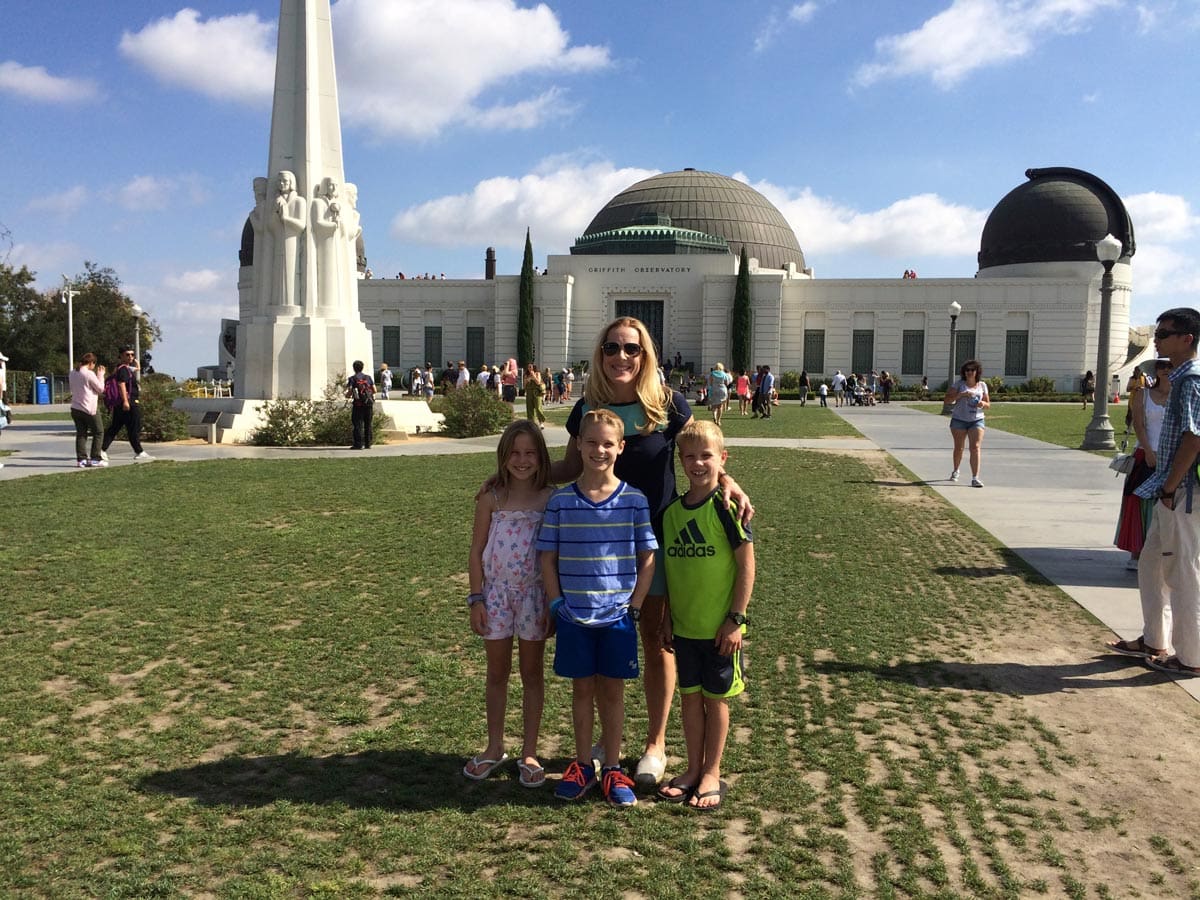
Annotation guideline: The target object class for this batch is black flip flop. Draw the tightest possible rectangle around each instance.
[688,780,728,812]
[654,779,695,803]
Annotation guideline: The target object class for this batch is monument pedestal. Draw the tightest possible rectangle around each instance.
[173,397,444,444]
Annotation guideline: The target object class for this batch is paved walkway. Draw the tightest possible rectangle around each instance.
[4,402,1184,698]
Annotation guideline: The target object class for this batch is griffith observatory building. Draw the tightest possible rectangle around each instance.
[235,165,1137,392]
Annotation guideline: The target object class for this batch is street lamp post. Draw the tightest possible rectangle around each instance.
[941,301,962,415]
[1082,233,1123,450]
[131,304,143,381]
[60,276,79,372]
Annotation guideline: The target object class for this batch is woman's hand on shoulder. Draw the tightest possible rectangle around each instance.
[475,473,500,502]
[720,474,755,524]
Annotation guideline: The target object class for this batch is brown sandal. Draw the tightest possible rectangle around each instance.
[1105,636,1166,659]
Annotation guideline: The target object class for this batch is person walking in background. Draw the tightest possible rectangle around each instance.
[456,361,471,390]
[1114,359,1172,572]
[1082,370,1096,408]
[706,362,731,427]
[345,360,375,450]
[69,353,107,468]
[523,363,546,426]
[818,380,828,407]
[831,369,847,407]
[501,358,519,403]
[1129,308,1200,676]
[735,369,751,416]
[464,421,555,787]
[945,359,989,487]
[378,362,392,400]
[102,347,152,461]
[798,370,810,407]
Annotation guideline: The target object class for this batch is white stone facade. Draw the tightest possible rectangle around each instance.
[352,252,1131,393]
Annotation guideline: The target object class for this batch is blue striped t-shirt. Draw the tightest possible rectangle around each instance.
[536,480,658,627]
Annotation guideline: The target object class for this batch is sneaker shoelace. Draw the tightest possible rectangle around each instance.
[602,768,634,796]
[562,760,590,787]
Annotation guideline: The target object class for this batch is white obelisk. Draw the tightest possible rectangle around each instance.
[238,0,373,399]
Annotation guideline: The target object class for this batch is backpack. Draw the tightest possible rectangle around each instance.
[103,366,129,409]
[350,374,375,405]
[1166,369,1200,511]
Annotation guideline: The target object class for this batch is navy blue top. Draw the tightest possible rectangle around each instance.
[566,390,692,536]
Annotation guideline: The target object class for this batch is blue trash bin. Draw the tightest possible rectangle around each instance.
[35,376,50,405]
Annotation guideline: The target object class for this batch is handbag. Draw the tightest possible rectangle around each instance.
[1110,432,1134,475]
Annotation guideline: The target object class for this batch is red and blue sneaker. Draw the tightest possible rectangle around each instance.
[601,766,637,808]
[554,760,596,801]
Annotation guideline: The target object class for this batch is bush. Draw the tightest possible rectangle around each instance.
[1021,376,1056,394]
[985,376,1005,395]
[251,398,317,446]
[439,384,513,438]
[778,370,800,391]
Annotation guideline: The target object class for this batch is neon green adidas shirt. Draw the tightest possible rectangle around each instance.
[661,489,752,640]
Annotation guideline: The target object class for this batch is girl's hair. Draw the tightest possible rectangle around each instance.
[960,359,983,379]
[79,352,97,367]
[584,316,670,434]
[494,419,551,490]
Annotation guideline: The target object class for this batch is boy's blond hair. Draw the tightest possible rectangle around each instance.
[676,419,724,454]
[579,407,625,442]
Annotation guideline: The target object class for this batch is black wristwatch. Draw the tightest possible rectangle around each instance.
[630,606,642,622]
[726,611,747,627]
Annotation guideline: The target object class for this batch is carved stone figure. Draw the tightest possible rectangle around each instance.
[271,170,306,307]
[311,177,344,311]
[341,183,363,315]
[248,176,275,313]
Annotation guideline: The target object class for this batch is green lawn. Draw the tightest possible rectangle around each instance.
[910,402,1128,453]
[0,452,1179,897]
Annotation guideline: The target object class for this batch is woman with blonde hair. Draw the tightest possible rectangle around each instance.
[706,362,732,427]
[555,317,752,787]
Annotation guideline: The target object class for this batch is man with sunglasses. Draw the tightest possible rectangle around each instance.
[101,346,152,461]
[1131,308,1200,676]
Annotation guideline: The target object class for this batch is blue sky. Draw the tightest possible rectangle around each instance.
[3,0,1198,378]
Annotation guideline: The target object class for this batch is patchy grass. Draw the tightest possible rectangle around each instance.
[1,451,1194,897]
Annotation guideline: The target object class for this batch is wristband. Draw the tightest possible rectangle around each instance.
[467,593,485,607]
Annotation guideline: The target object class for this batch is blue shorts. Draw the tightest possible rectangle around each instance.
[949,417,984,432]
[675,635,745,699]
[554,613,639,680]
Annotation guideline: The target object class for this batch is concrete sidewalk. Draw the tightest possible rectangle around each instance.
[4,401,1184,698]
[830,402,1198,699]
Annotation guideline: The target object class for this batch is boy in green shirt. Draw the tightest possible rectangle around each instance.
[656,421,755,811]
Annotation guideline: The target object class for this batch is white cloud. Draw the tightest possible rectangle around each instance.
[8,241,84,287]
[390,159,658,251]
[163,269,224,293]
[333,0,610,139]
[789,2,820,24]
[0,60,98,103]
[26,186,90,216]
[853,0,1120,89]
[121,2,610,139]
[755,2,820,53]
[113,174,208,212]
[119,9,276,105]
[736,173,986,260]
[1125,191,1198,243]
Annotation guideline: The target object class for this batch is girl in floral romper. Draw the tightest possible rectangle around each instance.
[464,420,555,787]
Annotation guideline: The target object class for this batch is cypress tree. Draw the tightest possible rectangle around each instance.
[518,228,535,367]
[732,245,752,372]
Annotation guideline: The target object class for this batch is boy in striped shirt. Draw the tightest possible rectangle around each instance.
[538,409,658,806]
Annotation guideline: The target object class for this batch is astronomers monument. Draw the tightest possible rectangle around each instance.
[236,0,373,400]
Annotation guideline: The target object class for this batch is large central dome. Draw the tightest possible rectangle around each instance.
[577,169,805,271]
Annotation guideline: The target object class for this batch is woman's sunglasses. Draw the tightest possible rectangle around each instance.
[602,342,643,357]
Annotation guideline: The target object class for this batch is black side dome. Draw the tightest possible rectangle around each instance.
[978,167,1135,269]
